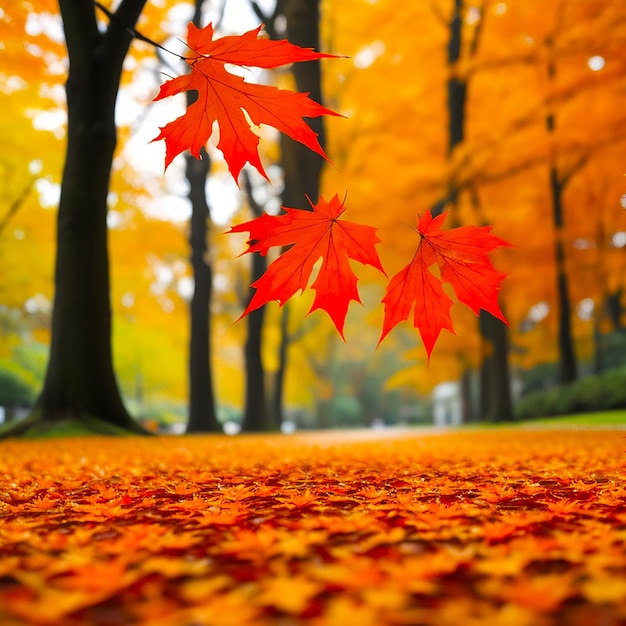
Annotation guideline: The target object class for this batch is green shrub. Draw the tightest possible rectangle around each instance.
[0,360,38,408]
[515,366,626,419]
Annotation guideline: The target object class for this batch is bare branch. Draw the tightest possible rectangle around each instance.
[241,170,265,219]
[560,153,589,189]
[468,0,489,57]
[250,1,270,24]
[96,1,172,60]
[100,0,151,75]
[0,179,35,235]
[428,0,448,27]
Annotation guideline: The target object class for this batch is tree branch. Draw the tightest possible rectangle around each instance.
[468,0,489,57]
[96,1,170,56]
[560,153,589,189]
[249,0,284,40]
[428,0,448,27]
[241,170,265,219]
[0,179,35,235]
[99,0,150,75]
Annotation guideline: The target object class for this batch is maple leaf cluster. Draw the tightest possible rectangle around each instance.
[153,22,510,357]
[1,430,625,625]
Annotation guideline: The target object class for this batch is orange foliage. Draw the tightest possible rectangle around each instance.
[0,429,625,625]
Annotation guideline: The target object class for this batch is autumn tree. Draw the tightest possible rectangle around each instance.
[4,0,151,436]
[184,0,221,433]
[318,0,626,419]
[239,170,273,432]
[431,0,513,422]
[534,1,626,384]
[185,143,221,432]
[249,0,329,428]
[469,0,626,386]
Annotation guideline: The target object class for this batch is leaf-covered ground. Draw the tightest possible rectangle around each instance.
[0,428,625,626]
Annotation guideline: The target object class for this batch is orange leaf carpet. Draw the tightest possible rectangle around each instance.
[0,428,625,625]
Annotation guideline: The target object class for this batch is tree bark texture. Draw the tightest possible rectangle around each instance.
[186,149,221,432]
[277,0,326,210]
[241,173,272,432]
[479,311,513,421]
[29,0,148,434]
[546,63,578,384]
[431,0,513,421]
[271,305,290,424]
[436,0,512,423]
[185,0,221,433]
[261,0,327,426]
[242,251,272,431]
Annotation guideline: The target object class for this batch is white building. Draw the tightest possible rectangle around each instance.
[432,381,462,427]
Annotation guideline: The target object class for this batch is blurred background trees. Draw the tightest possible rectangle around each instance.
[2,0,626,431]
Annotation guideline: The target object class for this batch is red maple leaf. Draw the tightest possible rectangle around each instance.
[152,22,341,181]
[229,194,385,338]
[379,210,510,358]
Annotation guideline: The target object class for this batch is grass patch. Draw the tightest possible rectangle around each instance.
[518,409,626,427]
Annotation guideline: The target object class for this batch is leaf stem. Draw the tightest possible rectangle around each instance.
[95,2,182,58]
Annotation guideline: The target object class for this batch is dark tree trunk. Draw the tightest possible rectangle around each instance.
[431,0,465,219]
[240,170,272,432]
[186,149,220,432]
[554,238,578,384]
[242,251,272,431]
[479,311,513,421]
[592,316,604,374]
[10,0,149,437]
[272,304,290,424]
[276,0,326,208]
[432,0,513,423]
[445,1,473,421]
[606,289,623,331]
[185,0,220,434]
[256,0,327,425]
[446,0,466,194]
[459,368,473,424]
[546,51,578,383]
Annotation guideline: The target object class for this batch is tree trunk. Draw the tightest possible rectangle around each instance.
[185,0,220,433]
[242,252,272,431]
[186,148,221,432]
[431,0,513,423]
[271,302,291,424]
[606,289,623,331]
[239,171,272,432]
[592,316,604,374]
[277,0,326,208]
[554,246,578,384]
[11,0,149,437]
[479,311,513,421]
[271,304,290,424]
[546,61,578,384]
[431,0,465,219]
[260,0,327,425]
[459,368,473,424]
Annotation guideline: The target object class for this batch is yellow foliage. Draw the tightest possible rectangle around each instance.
[320,0,626,389]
